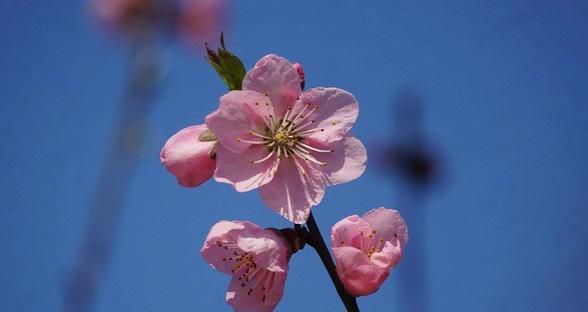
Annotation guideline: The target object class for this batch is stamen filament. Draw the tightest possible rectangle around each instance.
[298,141,333,153]
[296,127,325,136]
[248,131,271,140]
[251,150,275,164]
[291,120,315,133]
[288,105,317,131]
[238,138,267,145]
[292,148,327,166]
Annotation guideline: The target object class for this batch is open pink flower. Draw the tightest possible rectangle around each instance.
[201,221,290,312]
[331,207,408,296]
[206,54,367,224]
[160,124,216,187]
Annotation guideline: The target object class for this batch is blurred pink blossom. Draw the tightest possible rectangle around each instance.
[89,0,155,33]
[206,54,367,224]
[331,207,408,296]
[160,124,216,187]
[201,220,290,312]
[179,0,227,47]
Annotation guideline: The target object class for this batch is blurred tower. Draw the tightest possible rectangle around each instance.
[379,88,443,312]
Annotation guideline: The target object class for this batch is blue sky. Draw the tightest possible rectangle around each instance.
[1,1,587,311]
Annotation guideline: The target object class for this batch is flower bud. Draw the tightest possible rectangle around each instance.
[293,62,305,89]
[160,124,216,187]
[331,207,408,296]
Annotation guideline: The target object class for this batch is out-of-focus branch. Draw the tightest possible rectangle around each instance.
[62,28,161,312]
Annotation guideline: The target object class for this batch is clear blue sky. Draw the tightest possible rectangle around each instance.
[1,1,587,311]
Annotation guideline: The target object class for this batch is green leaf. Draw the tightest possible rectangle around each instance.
[205,33,246,90]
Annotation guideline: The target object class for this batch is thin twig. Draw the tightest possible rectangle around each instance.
[306,212,360,312]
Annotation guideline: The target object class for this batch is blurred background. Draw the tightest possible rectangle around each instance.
[1,1,587,311]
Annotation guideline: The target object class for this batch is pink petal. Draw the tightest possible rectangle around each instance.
[370,241,403,270]
[237,228,289,273]
[298,87,358,144]
[242,54,302,118]
[362,208,409,248]
[201,221,260,274]
[259,158,325,224]
[160,124,216,187]
[330,215,371,250]
[312,135,367,186]
[342,263,389,297]
[226,269,287,312]
[332,246,388,296]
[214,144,278,192]
[206,90,272,154]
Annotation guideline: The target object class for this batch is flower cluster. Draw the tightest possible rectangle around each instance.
[162,52,409,311]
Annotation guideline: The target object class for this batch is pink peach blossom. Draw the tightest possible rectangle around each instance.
[201,221,290,312]
[160,124,216,187]
[331,207,408,296]
[206,54,367,224]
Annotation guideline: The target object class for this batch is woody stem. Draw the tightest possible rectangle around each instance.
[306,212,360,312]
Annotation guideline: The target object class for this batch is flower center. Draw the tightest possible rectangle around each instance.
[237,98,337,171]
[272,129,294,145]
[339,230,386,260]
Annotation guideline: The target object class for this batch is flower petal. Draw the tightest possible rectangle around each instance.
[298,87,358,144]
[332,246,388,296]
[362,208,409,248]
[206,90,272,154]
[226,269,287,312]
[370,241,403,270]
[242,54,302,118]
[214,144,278,192]
[312,135,367,186]
[343,263,389,297]
[330,215,371,249]
[259,158,325,224]
[237,228,289,272]
[201,221,260,274]
[160,124,216,187]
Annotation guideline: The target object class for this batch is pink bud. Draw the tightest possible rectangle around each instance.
[293,62,305,89]
[331,207,408,296]
[160,124,216,187]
